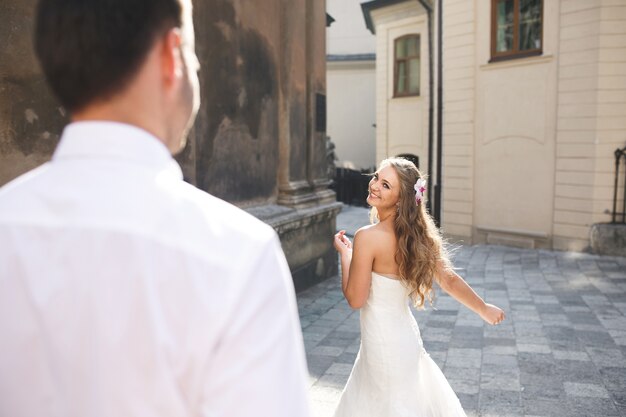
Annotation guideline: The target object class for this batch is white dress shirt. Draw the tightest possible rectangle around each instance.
[0,122,311,417]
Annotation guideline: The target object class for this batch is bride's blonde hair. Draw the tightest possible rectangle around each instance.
[370,157,451,308]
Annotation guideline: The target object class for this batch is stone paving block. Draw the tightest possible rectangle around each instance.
[484,336,517,346]
[599,367,626,392]
[614,302,626,315]
[429,351,446,368]
[483,344,517,355]
[456,393,478,415]
[310,345,344,357]
[523,398,567,416]
[335,352,357,364]
[307,353,338,379]
[427,318,457,329]
[456,316,484,328]
[482,353,518,367]
[553,349,590,361]
[344,341,359,354]
[599,316,626,331]
[423,340,449,352]
[610,389,626,408]
[519,373,565,401]
[478,389,522,413]
[520,339,556,352]
[324,363,352,376]
[444,365,481,382]
[565,397,621,417]
[517,343,551,354]
[448,337,484,349]
[316,373,349,388]
[305,324,334,337]
[539,314,570,327]
[564,382,610,398]
[446,354,482,369]
[480,374,521,392]
[582,294,612,307]
[585,346,625,368]
[544,325,576,342]
[567,311,603,325]
[576,330,619,348]
[562,304,590,313]
[481,362,520,379]
[515,327,547,338]
[518,352,556,376]
[422,327,452,342]
[304,332,327,344]
[448,377,480,395]
[556,359,604,383]
[511,309,541,320]
[573,322,608,331]
[448,348,482,359]
[483,325,516,339]
[535,304,564,314]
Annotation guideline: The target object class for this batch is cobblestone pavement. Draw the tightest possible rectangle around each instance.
[298,205,626,417]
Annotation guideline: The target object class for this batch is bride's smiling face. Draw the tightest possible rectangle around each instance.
[366,165,400,209]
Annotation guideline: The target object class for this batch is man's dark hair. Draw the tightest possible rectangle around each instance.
[34,0,183,112]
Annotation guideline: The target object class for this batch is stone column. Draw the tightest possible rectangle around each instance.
[277,0,314,208]
[306,0,335,205]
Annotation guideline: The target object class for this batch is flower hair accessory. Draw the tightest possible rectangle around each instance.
[414,178,427,205]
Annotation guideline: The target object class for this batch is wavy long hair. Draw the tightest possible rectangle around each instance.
[370,157,451,308]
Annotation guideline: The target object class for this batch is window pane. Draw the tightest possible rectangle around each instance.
[519,0,541,50]
[408,58,420,93]
[396,39,406,58]
[406,36,419,57]
[496,0,514,52]
[397,61,406,93]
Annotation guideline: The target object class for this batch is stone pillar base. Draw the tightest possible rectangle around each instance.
[590,223,626,257]
[247,201,343,291]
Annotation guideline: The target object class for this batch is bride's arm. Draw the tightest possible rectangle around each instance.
[334,228,374,309]
[436,263,505,325]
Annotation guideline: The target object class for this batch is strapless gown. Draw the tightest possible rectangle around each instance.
[333,272,466,417]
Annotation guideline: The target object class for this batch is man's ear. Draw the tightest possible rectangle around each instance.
[161,28,183,87]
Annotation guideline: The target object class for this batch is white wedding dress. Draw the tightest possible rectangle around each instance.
[333,272,466,417]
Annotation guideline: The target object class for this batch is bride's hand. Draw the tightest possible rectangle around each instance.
[334,230,352,254]
[480,303,505,325]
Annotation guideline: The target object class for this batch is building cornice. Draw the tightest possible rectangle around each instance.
[361,0,417,34]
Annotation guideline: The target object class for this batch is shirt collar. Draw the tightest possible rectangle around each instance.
[53,121,183,179]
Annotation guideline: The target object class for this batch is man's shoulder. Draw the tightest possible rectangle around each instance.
[165,181,276,245]
[0,164,50,213]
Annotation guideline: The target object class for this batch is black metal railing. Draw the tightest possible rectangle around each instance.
[331,167,372,207]
[612,146,626,224]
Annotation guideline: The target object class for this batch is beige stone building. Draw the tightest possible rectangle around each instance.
[362,0,626,252]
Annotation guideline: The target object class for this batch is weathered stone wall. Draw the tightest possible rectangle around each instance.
[0,0,67,187]
[182,0,281,205]
[0,0,339,289]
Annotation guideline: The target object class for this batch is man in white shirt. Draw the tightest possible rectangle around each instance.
[0,1,311,416]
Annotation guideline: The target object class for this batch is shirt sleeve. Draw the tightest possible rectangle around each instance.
[199,233,311,417]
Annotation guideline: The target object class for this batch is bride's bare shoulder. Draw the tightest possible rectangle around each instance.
[355,223,395,245]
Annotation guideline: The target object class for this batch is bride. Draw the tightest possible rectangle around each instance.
[332,157,505,417]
